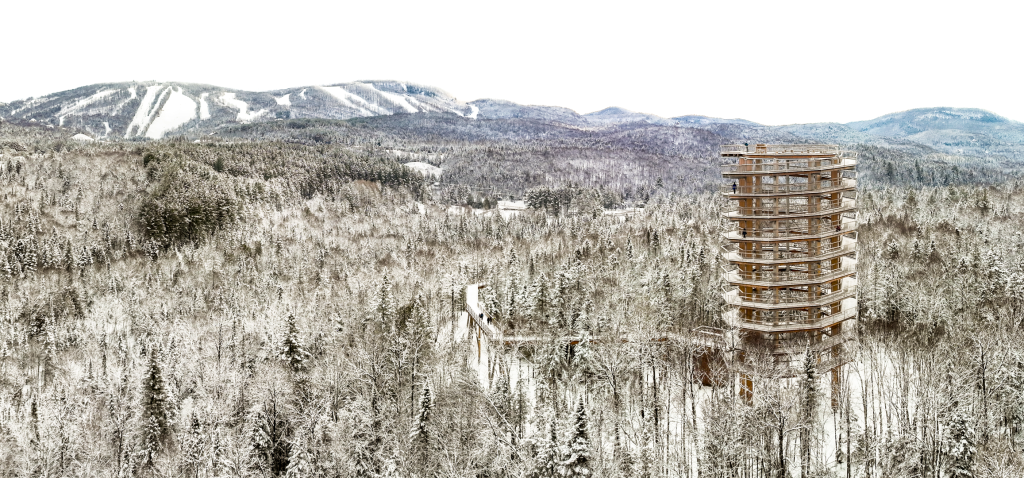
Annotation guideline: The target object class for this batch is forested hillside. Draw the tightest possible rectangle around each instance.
[1,118,1024,477]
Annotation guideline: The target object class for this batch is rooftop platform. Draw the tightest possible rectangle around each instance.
[721,144,841,156]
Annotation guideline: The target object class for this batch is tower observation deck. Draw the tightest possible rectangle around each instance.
[720,144,857,378]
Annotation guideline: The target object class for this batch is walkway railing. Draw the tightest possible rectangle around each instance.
[722,221,857,240]
[724,198,856,217]
[720,178,856,195]
[722,241,856,262]
[463,284,729,349]
[728,307,858,332]
[723,263,856,285]
[772,327,857,355]
[721,157,858,174]
[724,286,856,308]
[721,144,842,155]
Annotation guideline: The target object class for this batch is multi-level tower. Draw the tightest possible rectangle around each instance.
[720,144,857,388]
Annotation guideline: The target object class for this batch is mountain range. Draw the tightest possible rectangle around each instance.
[3,80,1024,161]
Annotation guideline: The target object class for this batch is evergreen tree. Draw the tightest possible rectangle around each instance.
[489,367,515,439]
[180,412,204,478]
[560,399,591,477]
[139,349,170,468]
[506,268,526,327]
[378,274,397,330]
[530,416,560,478]
[410,385,433,469]
[285,433,313,478]
[799,351,820,478]
[528,273,551,324]
[250,394,293,476]
[944,408,976,478]
[634,415,654,478]
[280,314,311,372]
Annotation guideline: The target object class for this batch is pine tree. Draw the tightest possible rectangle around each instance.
[139,349,170,468]
[799,351,820,478]
[250,394,293,475]
[528,273,551,324]
[634,413,654,478]
[530,416,560,478]
[285,433,313,478]
[489,368,514,436]
[506,268,526,327]
[944,408,976,478]
[410,385,432,470]
[280,314,311,372]
[560,400,591,478]
[180,412,204,478]
[378,274,397,330]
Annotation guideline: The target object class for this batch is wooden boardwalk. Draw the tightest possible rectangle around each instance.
[463,283,728,349]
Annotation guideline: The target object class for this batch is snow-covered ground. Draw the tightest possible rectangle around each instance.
[275,94,291,106]
[110,86,138,116]
[220,92,266,122]
[320,86,388,116]
[60,88,117,117]
[498,200,527,219]
[362,83,418,113]
[126,84,164,137]
[199,93,211,120]
[145,87,197,139]
[446,205,472,215]
[467,104,479,119]
[604,207,644,217]
[388,149,445,161]
[71,133,94,142]
[403,161,442,178]
[298,88,307,100]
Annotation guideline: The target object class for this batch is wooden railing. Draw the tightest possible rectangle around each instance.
[724,198,856,217]
[731,308,858,332]
[724,286,856,307]
[723,263,856,285]
[721,157,857,174]
[465,284,730,349]
[722,241,856,261]
[720,178,856,195]
[771,328,857,355]
[721,144,842,155]
[722,221,857,240]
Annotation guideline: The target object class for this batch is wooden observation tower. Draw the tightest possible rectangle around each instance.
[720,144,858,393]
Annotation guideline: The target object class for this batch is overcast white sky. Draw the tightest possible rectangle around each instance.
[2,0,1019,125]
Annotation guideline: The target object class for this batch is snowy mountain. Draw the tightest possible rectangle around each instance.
[469,99,587,125]
[847,107,1018,137]
[672,115,759,126]
[844,107,1024,159]
[0,81,476,140]
[583,107,675,126]
[5,81,1024,163]
[469,102,758,129]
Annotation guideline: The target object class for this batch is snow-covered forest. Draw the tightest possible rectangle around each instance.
[1,119,1023,477]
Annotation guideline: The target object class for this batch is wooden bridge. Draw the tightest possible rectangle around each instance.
[460,283,854,390]
[461,283,729,387]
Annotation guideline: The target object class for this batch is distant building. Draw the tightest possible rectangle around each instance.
[720,144,858,398]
